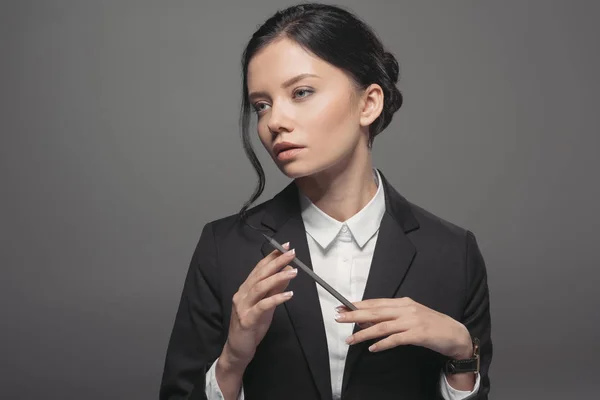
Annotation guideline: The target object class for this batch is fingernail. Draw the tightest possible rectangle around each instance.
[287,268,298,276]
[368,344,377,352]
[335,306,346,313]
[282,242,290,249]
[285,248,295,256]
[345,336,354,344]
[283,291,294,297]
[334,313,342,321]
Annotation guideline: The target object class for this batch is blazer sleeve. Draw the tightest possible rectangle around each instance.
[160,222,225,399]
[461,231,493,399]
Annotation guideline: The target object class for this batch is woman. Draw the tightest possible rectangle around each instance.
[160,3,492,400]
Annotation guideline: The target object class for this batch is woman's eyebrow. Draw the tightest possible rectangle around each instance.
[249,73,320,101]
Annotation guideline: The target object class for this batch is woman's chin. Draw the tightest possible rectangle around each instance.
[278,162,313,180]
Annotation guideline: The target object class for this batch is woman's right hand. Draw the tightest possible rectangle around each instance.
[217,242,297,377]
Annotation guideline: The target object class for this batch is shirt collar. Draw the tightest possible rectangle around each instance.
[299,168,386,250]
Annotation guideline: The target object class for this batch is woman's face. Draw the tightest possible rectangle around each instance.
[247,37,367,179]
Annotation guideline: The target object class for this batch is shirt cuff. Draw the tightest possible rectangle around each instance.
[439,370,481,400]
[205,357,245,400]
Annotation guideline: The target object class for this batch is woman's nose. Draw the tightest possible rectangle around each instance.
[267,104,293,134]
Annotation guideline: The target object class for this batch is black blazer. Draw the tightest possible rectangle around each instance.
[160,169,492,400]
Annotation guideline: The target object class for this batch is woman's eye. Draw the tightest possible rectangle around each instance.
[293,88,314,99]
[253,103,270,114]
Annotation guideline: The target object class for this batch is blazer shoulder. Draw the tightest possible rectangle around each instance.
[407,201,472,240]
[203,197,273,239]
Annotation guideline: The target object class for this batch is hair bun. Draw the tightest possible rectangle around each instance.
[377,50,403,135]
[382,51,399,83]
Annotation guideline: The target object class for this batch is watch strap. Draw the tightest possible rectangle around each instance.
[444,337,480,374]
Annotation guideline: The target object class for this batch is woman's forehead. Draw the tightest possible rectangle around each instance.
[247,38,335,89]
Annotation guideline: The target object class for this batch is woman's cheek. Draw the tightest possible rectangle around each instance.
[257,129,272,154]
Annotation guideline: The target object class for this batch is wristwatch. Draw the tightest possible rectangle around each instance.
[444,337,480,374]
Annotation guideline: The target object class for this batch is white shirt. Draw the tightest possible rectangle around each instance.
[206,168,480,399]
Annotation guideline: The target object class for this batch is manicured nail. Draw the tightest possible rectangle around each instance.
[287,268,298,276]
[283,291,294,297]
[285,248,295,256]
[334,313,342,321]
[368,344,377,352]
[282,242,290,249]
[345,336,354,344]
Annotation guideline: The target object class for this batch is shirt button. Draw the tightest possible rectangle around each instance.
[341,225,348,232]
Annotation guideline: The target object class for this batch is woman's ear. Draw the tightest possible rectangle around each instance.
[358,83,384,128]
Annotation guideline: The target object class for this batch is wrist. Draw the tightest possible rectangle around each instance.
[451,326,474,360]
[215,345,248,400]
[218,342,251,376]
[453,342,473,361]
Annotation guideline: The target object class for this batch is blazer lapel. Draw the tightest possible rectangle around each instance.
[341,170,420,394]
[259,181,333,400]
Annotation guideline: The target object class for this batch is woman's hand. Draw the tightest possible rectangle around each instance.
[218,243,297,376]
[336,297,473,359]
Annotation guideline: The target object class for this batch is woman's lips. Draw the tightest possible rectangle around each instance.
[276,147,305,161]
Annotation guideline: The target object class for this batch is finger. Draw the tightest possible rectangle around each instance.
[245,266,298,305]
[247,242,290,281]
[265,265,294,298]
[251,247,296,286]
[242,245,294,292]
[335,305,351,313]
[245,290,295,324]
[350,297,412,310]
[240,248,283,293]
[335,307,400,324]
[369,331,419,352]
[346,320,409,345]
[334,305,375,329]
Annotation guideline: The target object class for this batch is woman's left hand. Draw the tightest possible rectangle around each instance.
[336,297,472,359]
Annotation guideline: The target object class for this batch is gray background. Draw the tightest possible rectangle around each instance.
[1,0,598,398]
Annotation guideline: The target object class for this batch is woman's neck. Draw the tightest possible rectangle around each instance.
[295,149,378,223]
